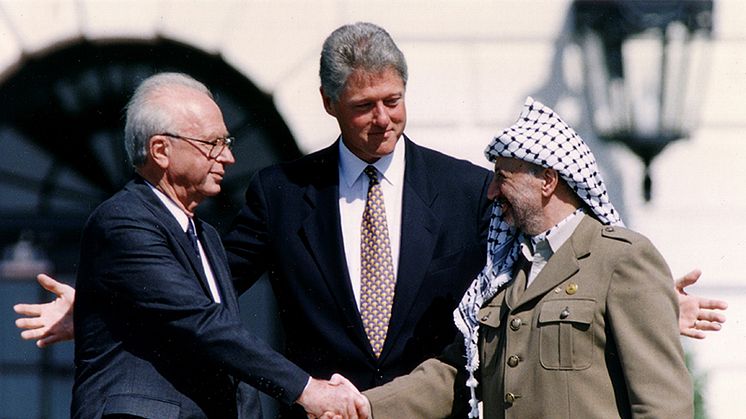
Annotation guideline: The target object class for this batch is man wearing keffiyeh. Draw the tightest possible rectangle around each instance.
[365,97,693,418]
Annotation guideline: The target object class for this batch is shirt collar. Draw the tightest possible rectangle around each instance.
[524,208,586,257]
[338,135,405,188]
[145,180,191,233]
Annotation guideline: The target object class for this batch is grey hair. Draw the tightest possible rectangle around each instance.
[124,72,213,167]
[320,22,408,102]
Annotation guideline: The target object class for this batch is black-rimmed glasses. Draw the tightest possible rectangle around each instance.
[157,132,234,159]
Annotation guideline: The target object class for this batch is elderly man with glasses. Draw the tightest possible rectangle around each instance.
[67,72,368,419]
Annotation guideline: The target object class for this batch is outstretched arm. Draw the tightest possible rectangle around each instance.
[11,268,730,348]
[676,269,728,339]
[13,274,75,347]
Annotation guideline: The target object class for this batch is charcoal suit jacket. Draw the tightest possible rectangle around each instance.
[223,136,493,394]
[72,176,309,419]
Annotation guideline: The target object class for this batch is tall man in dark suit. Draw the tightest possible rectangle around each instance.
[71,72,367,419]
[221,22,493,403]
[364,98,693,418]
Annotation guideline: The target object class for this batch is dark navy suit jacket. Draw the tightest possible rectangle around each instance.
[223,137,492,398]
[72,177,309,419]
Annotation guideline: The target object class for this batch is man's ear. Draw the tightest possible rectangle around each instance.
[149,136,170,169]
[541,168,559,197]
[320,87,337,117]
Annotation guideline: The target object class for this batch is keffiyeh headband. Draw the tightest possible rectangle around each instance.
[453,97,623,417]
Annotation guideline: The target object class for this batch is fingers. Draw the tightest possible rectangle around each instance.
[37,273,74,297]
[13,303,43,317]
[297,378,348,418]
[698,307,727,323]
[680,327,706,340]
[674,268,728,339]
[36,336,54,348]
[37,333,69,348]
[696,298,729,311]
[681,320,719,340]
[694,319,723,332]
[681,312,726,340]
[15,315,46,329]
[298,376,367,419]
[674,269,702,293]
[20,327,47,340]
[355,396,372,419]
[329,373,353,387]
[333,374,363,419]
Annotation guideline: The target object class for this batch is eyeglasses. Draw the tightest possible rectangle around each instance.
[157,132,234,159]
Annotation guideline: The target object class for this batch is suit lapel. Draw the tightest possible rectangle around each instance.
[517,215,595,306]
[197,220,241,313]
[297,144,368,343]
[381,138,440,359]
[127,177,218,302]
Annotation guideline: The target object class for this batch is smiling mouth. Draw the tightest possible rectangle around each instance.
[369,128,392,137]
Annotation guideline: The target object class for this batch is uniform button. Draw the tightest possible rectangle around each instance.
[505,392,521,404]
[510,317,522,331]
[565,282,578,295]
[507,355,520,367]
[481,313,490,322]
[605,226,615,232]
[560,307,570,319]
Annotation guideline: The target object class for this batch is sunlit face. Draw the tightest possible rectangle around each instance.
[157,87,235,207]
[323,67,406,163]
[487,157,546,235]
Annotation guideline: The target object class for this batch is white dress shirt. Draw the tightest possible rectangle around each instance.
[147,182,222,303]
[338,137,405,308]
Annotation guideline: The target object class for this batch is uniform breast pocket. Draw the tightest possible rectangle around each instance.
[538,299,595,370]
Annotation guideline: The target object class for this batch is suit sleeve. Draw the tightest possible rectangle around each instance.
[81,206,309,405]
[364,340,468,418]
[606,237,693,417]
[223,172,272,295]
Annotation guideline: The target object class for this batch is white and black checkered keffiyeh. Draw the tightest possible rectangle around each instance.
[453,97,624,417]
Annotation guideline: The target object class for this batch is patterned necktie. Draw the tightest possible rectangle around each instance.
[186,218,200,259]
[360,165,396,358]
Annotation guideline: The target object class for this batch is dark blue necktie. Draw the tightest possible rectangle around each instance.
[186,218,200,259]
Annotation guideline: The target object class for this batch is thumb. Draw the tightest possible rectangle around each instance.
[675,269,702,293]
[37,273,72,296]
[329,373,351,387]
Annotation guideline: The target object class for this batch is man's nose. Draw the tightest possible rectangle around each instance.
[372,102,390,126]
[216,146,236,165]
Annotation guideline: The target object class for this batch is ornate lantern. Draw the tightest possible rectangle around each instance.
[573,0,714,200]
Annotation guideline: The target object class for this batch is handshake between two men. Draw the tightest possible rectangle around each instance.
[300,374,372,419]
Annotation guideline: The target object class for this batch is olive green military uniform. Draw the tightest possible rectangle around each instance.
[366,215,693,418]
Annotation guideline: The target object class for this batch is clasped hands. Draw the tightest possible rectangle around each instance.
[297,373,371,419]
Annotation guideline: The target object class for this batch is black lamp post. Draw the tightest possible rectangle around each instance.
[572,0,714,201]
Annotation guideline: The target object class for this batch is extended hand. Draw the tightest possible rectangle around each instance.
[299,374,371,419]
[676,269,728,339]
[13,273,76,347]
